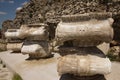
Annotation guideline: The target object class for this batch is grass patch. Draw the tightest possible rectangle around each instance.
[106,49,120,62]
[12,74,22,80]
[107,53,120,62]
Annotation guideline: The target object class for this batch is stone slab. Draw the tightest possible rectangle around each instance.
[0,51,120,80]
[0,51,60,80]
[97,42,110,55]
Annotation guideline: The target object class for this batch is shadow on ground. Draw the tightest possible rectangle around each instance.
[60,74,106,80]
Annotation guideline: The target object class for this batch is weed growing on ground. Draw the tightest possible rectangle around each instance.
[12,74,22,80]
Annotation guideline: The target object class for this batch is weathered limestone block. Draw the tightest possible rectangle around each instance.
[21,41,51,58]
[55,14,114,46]
[5,24,49,40]
[20,24,48,40]
[5,29,23,39]
[58,54,111,76]
[7,42,23,52]
[56,13,114,77]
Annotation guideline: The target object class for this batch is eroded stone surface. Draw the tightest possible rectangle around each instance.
[0,51,120,80]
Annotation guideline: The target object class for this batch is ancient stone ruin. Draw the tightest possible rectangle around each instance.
[56,13,113,78]
[5,23,52,59]
[2,0,120,79]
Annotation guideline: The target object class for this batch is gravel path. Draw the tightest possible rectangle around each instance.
[0,59,13,80]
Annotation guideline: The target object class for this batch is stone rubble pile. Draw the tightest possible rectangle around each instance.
[2,0,120,42]
[5,0,120,26]
[5,24,52,59]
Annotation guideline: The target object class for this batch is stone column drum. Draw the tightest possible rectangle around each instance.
[55,13,114,79]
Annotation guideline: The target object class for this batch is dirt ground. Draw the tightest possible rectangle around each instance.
[105,62,120,80]
[0,59,13,80]
[0,51,120,80]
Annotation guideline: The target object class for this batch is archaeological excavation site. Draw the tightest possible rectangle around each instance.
[0,0,120,80]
